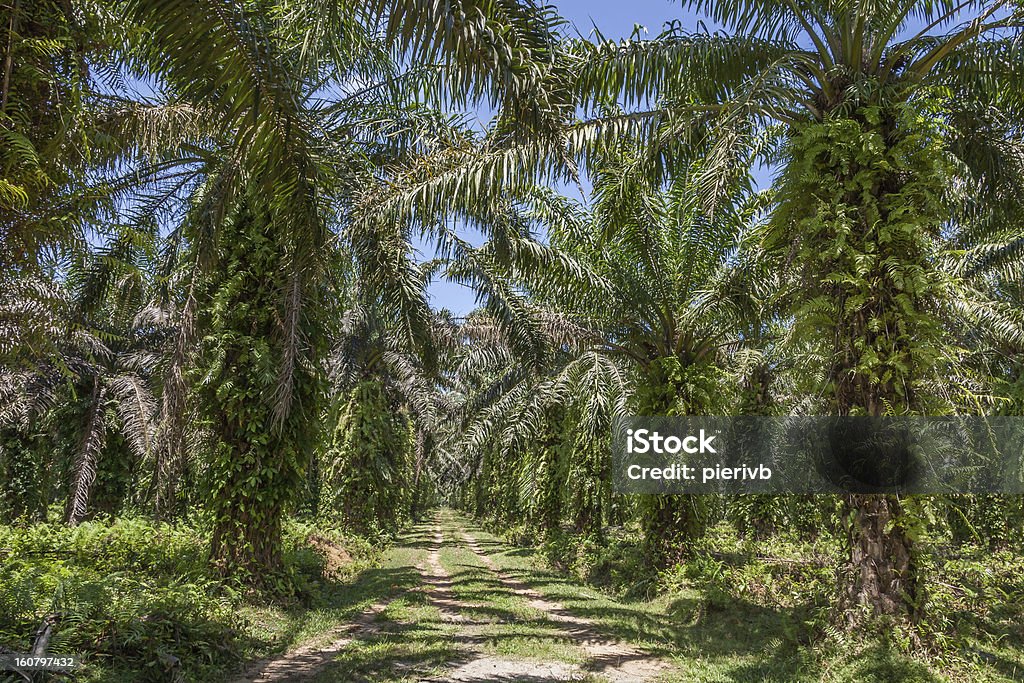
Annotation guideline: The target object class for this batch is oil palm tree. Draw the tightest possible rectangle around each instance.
[439,140,771,553]
[567,0,1024,620]
[317,258,445,535]
[0,232,163,525]
[110,0,532,575]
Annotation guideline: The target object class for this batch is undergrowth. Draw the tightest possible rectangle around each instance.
[0,516,379,682]
[483,516,1024,682]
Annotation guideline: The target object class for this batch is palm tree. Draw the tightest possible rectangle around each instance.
[0,235,162,525]
[439,141,769,555]
[0,0,100,273]
[318,266,443,535]
[569,0,1024,620]
[106,0,520,575]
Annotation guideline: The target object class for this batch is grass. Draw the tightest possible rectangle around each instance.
[312,513,597,681]
[0,517,390,682]
[467,513,1024,683]
[309,524,460,682]
[3,510,1019,682]
[436,524,585,664]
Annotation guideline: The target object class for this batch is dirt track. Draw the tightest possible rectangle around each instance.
[232,510,671,682]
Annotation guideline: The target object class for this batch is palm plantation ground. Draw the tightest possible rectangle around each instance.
[2,0,1023,681]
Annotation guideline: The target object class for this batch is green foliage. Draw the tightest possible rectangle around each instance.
[0,519,235,682]
[0,516,381,681]
[321,379,414,538]
[0,0,100,271]
[537,526,657,597]
[0,428,48,522]
[197,202,326,578]
[636,356,735,417]
[773,103,952,415]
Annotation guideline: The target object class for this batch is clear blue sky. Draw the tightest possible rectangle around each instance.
[557,0,697,38]
[422,0,694,315]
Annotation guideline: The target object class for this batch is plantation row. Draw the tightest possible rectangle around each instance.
[1,0,1023,680]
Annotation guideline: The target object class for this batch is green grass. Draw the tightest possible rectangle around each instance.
[463,512,1024,683]
[0,517,390,682]
[435,518,585,664]
[312,514,594,681]
[306,594,462,682]
[309,523,461,682]
[4,511,1019,682]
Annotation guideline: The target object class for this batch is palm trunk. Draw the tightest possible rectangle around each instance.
[211,502,284,575]
[570,433,606,539]
[536,445,564,535]
[202,203,321,580]
[780,110,947,624]
[534,414,568,535]
[637,366,711,566]
[642,494,707,567]
[843,494,919,620]
[65,377,105,525]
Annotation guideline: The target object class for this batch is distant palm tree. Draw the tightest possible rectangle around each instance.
[318,272,444,533]
[440,143,769,550]
[0,237,162,525]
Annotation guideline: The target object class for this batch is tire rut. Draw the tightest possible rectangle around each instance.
[455,524,670,683]
[231,600,391,683]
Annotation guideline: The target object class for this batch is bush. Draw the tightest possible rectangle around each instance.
[0,516,380,682]
[537,526,657,598]
[0,519,239,681]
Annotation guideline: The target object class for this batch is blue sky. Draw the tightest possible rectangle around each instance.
[557,0,708,39]
[422,0,697,315]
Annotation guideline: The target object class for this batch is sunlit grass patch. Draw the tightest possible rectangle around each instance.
[438,543,547,623]
[483,621,587,663]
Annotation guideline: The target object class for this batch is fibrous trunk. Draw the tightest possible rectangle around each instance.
[843,494,918,620]
[201,202,322,579]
